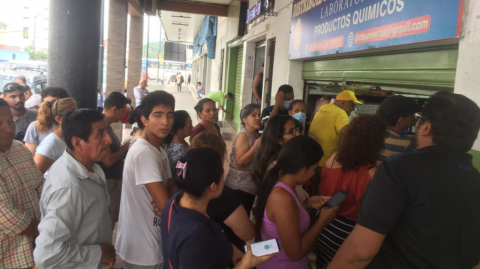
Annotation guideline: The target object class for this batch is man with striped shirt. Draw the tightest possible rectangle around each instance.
[377,96,416,161]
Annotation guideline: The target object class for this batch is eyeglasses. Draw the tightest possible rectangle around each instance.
[414,113,428,121]
[284,128,300,136]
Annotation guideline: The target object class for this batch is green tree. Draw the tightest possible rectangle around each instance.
[143,42,164,57]
[23,44,48,60]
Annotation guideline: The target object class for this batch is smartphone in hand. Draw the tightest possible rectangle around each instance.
[245,239,280,256]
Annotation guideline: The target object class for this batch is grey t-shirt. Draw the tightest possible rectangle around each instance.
[24,120,57,145]
[13,109,37,136]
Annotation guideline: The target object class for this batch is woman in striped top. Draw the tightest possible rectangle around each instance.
[315,115,387,269]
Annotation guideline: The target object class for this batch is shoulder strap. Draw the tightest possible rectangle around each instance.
[168,200,174,233]
[168,200,175,269]
[331,153,339,169]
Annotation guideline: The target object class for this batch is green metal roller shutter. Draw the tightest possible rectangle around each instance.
[303,48,458,91]
[232,46,244,130]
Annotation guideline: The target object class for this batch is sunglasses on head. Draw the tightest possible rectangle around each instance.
[3,83,24,93]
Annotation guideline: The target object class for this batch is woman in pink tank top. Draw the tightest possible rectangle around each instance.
[253,136,339,269]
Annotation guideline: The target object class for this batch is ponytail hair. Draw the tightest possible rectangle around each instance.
[253,136,323,241]
[174,147,224,199]
[36,97,78,133]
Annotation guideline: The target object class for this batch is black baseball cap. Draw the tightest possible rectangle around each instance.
[377,96,415,124]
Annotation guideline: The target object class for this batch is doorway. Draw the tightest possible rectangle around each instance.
[251,41,266,104]
[265,39,276,107]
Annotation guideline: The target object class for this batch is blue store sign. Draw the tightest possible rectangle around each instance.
[289,0,465,59]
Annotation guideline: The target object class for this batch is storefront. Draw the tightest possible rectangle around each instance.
[289,0,465,127]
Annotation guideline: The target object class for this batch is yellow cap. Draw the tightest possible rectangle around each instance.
[336,90,363,104]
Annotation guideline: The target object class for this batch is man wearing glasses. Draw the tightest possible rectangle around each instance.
[309,90,362,167]
[1,83,38,142]
[329,92,480,269]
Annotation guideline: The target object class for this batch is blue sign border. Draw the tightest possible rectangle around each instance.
[289,0,464,60]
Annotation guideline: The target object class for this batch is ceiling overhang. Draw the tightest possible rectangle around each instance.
[159,1,229,17]
[159,11,205,43]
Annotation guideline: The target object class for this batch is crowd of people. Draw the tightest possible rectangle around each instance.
[2,76,480,269]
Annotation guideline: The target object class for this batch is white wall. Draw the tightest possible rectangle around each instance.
[454,0,480,151]
[207,17,228,93]
[242,0,304,105]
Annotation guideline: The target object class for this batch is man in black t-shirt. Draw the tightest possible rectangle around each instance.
[99,92,131,229]
[260,84,294,133]
[328,92,480,269]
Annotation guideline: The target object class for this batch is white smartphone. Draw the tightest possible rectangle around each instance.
[245,239,281,256]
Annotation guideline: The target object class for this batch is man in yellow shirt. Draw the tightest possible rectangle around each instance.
[309,90,362,166]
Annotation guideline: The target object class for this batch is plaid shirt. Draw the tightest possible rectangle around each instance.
[0,140,44,268]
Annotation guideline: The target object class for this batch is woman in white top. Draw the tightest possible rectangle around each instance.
[34,97,78,174]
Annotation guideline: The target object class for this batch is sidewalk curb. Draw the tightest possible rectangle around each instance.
[187,84,199,102]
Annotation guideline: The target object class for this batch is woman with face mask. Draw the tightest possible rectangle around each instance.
[288,100,307,134]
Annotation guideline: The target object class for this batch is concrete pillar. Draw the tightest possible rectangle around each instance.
[126,16,144,107]
[48,0,101,109]
[106,0,128,139]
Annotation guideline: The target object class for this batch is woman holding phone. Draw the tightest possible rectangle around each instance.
[160,148,271,269]
[253,136,338,269]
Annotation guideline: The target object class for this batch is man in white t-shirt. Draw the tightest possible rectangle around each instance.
[116,90,175,269]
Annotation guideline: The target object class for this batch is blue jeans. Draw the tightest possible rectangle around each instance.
[197,90,203,98]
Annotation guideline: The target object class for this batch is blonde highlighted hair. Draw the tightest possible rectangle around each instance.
[36,97,78,133]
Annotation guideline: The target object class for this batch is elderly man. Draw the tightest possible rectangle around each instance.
[14,75,26,84]
[1,82,37,142]
[134,79,149,107]
[34,109,116,269]
[0,98,44,269]
[328,92,480,269]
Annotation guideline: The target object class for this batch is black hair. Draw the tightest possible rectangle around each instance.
[197,81,202,84]
[41,86,70,100]
[175,147,224,199]
[0,98,8,108]
[62,109,105,150]
[128,105,145,129]
[226,92,234,99]
[252,115,294,187]
[278,84,293,94]
[418,91,480,152]
[378,96,416,126]
[253,136,323,240]
[165,110,191,144]
[104,92,129,110]
[141,90,175,120]
[240,103,260,127]
[288,99,306,111]
[194,98,215,118]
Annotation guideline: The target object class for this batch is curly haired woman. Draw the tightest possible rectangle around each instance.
[314,115,387,269]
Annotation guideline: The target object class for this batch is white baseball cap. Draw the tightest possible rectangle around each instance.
[25,94,42,109]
